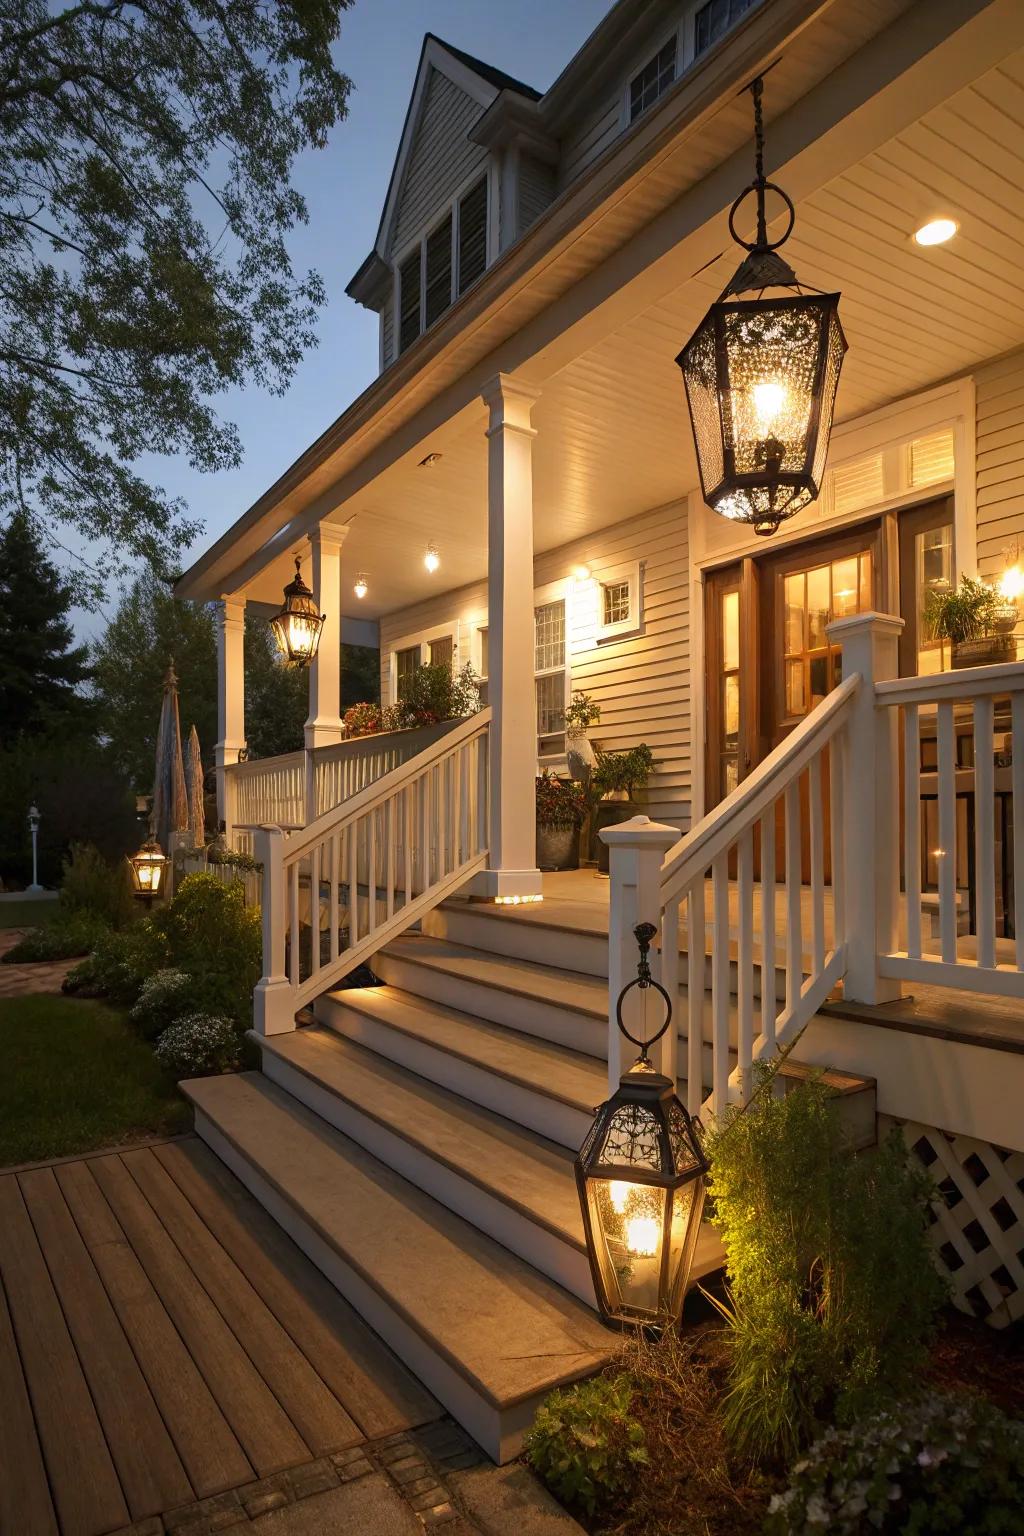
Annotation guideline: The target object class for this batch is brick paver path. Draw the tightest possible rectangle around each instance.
[0,928,74,998]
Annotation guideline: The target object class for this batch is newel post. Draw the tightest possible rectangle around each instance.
[826,611,904,1005]
[600,815,679,1092]
[252,825,295,1035]
[215,598,246,843]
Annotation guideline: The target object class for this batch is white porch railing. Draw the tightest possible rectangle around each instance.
[877,662,1023,996]
[252,710,489,1034]
[603,614,1023,1126]
[231,751,306,832]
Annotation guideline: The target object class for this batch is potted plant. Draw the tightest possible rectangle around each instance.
[925,576,1018,669]
[591,744,656,873]
[536,771,587,872]
[563,692,601,783]
[343,701,382,737]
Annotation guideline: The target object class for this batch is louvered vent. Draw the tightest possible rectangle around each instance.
[458,177,488,296]
[424,214,453,329]
[830,454,884,516]
[910,428,955,488]
[398,250,421,354]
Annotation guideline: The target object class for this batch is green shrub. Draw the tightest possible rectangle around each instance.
[768,1391,1024,1535]
[154,1013,241,1077]
[535,770,587,829]
[151,873,261,1026]
[704,1065,947,1466]
[524,1373,648,1518]
[393,661,480,728]
[63,921,169,1005]
[59,842,136,929]
[3,910,108,962]
[592,743,656,799]
[129,968,194,1040]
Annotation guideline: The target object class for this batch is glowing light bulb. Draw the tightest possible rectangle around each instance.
[998,565,1024,602]
[353,574,368,600]
[752,380,787,431]
[625,1214,660,1258]
[914,218,957,247]
[424,543,440,574]
[609,1181,632,1215]
[571,563,591,582]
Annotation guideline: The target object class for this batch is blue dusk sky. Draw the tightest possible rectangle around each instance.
[74,0,615,637]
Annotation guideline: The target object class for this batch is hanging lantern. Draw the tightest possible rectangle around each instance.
[576,923,709,1330]
[677,77,847,537]
[129,837,167,900]
[270,556,325,667]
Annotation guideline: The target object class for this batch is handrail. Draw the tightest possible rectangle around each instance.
[875,658,1024,707]
[661,673,860,904]
[229,750,305,780]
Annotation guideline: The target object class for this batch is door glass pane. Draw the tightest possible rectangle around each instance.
[722,590,740,671]
[916,526,953,675]
[536,673,563,734]
[396,645,420,701]
[832,557,859,618]
[786,658,805,715]
[724,673,740,739]
[784,574,803,653]
[807,565,830,648]
[429,635,453,667]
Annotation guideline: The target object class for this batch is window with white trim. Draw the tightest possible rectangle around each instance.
[535,599,568,759]
[694,0,758,57]
[629,37,677,121]
[396,175,488,355]
[596,561,643,642]
[395,645,420,701]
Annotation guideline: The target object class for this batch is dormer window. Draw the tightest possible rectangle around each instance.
[629,37,677,122]
[396,175,489,355]
[694,0,758,56]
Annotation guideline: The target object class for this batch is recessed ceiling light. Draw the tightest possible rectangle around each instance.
[424,542,440,574]
[418,452,443,468]
[353,574,368,600]
[914,217,958,247]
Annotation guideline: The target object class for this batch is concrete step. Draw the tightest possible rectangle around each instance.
[425,898,790,1000]
[183,1071,614,1463]
[314,984,603,1148]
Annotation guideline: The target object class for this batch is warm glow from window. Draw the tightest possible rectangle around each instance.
[914,218,957,247]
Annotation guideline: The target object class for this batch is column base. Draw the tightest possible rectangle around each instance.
[304,720,344,750]
[474,867,544,902]
[253,978,297,1035]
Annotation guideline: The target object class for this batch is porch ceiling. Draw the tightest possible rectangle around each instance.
[238,22,1024,620]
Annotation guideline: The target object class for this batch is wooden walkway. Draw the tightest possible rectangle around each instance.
[0,1136,439,1536]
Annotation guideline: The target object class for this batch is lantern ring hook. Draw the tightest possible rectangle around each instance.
[728,180,796,254]
[615,973,673,1058]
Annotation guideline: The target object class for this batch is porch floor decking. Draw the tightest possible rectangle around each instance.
[0,1136,439,1536]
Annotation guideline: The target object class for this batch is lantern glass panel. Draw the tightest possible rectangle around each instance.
[665,1180,707,1318]
[587,1177,671,1319]
[595,1097,667,1173]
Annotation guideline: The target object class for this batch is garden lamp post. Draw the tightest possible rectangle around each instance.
[576,923,709,1330]
[26,803,42,893]
[129,837,167,903]
[270,555,325,667]
[676,76,847,537]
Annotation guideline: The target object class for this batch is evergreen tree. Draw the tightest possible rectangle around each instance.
[0,511,90,736]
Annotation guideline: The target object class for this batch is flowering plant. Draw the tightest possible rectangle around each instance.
[154,1012,241,1077]
[563,692,601,731]
[343,701,382,737]
[536,770,587,829]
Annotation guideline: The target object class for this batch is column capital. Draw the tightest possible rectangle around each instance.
[215,596,246,630]
[481,372,542,436]
[308,520,352,554]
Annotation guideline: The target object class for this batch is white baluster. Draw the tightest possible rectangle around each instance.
[809,755,825,975]
[974,694,996,971]
[784,779,802,1011]
[687,878,705,1117]
[386,797,396,923]
[737,828,754,1101]
[659,896,680,1087]
[329,831,339,963]
[348,818,359,947]
[760,810,776,1048]
[830,730,846,954]
[903,704,921,960]
[711,855,730,1119]
[309,843,321,986]
[367,807,377,935]
[1013,691,1023,970]
[937,700,957,965]
[289,858,300,987]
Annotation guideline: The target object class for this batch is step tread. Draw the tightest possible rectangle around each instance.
[380,934,608,1019]
[321,985,608,1113]
[182,1072,614,1411]
[257,1027,586,1249]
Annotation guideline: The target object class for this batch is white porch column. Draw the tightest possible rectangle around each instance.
[305,522,349,750]
[481,373,543,900]
[826,611,905,1005]
[601,816,679,1092]
[215,597,246,841]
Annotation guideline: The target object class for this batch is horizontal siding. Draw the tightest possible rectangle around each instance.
[975,347,1024,582]
[557,98,621,189]
[391,69,489,258]
[379,503,692,834]
[380,295,394,370]
[518,152,556,236]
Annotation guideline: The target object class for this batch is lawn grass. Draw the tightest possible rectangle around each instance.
[0,994,192,1168]
[0,898,58,930]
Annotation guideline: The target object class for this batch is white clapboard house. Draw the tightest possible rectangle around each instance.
[175,0,1024,1461]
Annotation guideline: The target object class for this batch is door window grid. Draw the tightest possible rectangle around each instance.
[602,580,631,628]
[782,553,872,720]
[535,599,567,758]
[395,645,420,702]
[916,526,953,676]
[429,635,453,668]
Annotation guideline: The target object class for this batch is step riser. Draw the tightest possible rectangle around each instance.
[316,997,596,1150]
[260,1047,596,1306]
[373,951,606,1060]
[192,1107,532,1463]
[426,907,788,1000]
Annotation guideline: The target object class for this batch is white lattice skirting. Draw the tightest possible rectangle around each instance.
[881,1115,1024,1330]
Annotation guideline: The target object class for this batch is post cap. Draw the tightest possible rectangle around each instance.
[826,610,905,641]
[599,814,679,850]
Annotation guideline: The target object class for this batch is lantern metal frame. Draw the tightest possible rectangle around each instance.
[676,76,847,537]
[575,923,710,1331]
[269,556,326,668]
[129,836,167,901]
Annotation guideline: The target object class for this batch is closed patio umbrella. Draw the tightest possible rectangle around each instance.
[152,661,189,855]
[184,724,205,849]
